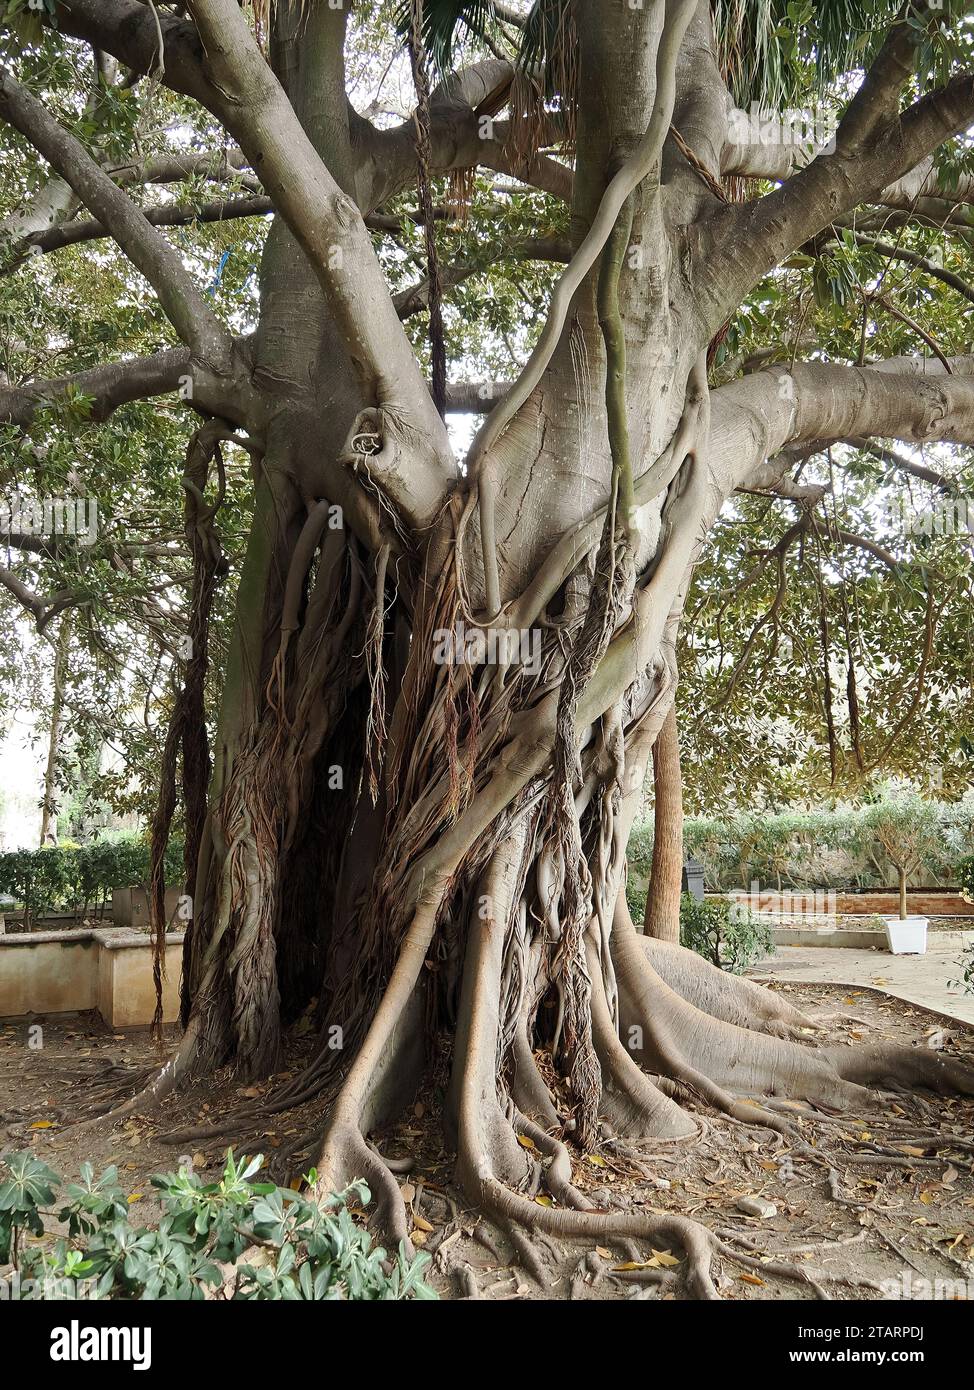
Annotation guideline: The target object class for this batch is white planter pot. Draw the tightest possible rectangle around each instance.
[883,915,928,955]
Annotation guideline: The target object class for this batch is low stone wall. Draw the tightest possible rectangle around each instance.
[831,892,973,916]
[0,927,184,1028]
[771,927,885,949]
[720,890,973,917]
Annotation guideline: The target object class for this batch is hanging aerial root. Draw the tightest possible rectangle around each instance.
[586,935,698,1141]
[148,424,227,1037]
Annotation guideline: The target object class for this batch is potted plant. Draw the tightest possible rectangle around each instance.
[861,794,939,954]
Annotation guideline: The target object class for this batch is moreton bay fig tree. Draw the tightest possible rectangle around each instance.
[2,0,974,1297]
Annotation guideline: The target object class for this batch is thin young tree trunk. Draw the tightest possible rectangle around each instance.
[39,612,72,846]
[643,702,683,943]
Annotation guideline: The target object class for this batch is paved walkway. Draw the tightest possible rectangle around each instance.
[752,930,974,1027]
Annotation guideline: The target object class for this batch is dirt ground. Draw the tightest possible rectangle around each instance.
[2,979,972,1301]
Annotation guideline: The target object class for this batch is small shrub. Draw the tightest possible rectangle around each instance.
[957,854,974,905]
[678,893,773,974]
[951,942,974,998]
[0,1148,436,1301]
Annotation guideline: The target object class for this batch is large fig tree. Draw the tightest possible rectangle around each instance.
[2,0,974,1295]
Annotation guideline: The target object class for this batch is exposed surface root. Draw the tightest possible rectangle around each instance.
[614,905,974,1114]
[639,935,818,1038]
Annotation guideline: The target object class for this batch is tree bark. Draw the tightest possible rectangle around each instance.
[643,701,683,942]
[15,0,974,1297]
[39,613,71,845]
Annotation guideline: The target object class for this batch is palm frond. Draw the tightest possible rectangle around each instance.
[392,0,504,74]
[711,0,900,109]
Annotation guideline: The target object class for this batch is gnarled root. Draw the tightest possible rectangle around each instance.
[446,841,722,1296]
[305,830,974,1300]
[639,935,818,1039]
[614,899,974,1113]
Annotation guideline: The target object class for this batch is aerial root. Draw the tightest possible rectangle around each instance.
[514,1111,593,1209]
[315,1122,412,1251]
[615,900,974,1116]
[586,936,697,1140]
[47,1024,201,1140]
[714,1229,885,1297]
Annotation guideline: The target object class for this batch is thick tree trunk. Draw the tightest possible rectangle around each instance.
[66,0,974,1298]
[39,612,71,845]
[643,701,683,942]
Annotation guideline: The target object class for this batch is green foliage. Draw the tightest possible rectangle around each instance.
[678,893,774,974]
[957,854,974,905]
[951,941,974,997]
[860,792,945,880]
[0,1148,436,1301]
[0,833,183,924]
[629,794,974,895]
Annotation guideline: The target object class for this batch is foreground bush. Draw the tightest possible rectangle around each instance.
[0,1149,435,1300]
[624,879,773,974]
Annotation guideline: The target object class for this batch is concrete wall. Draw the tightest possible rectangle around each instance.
[719,890,973,917]
[0,928,184,1028]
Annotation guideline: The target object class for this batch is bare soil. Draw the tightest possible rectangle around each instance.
[2,980,972,1301]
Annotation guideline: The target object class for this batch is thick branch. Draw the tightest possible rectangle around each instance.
[0,566,77,631]
[723,356,974,499]
[0,346,255,431]
[50,0,216,108]
[184,0,455,516]
[710,74,974,324]
[18,194,273,260]
[0,69,233,370]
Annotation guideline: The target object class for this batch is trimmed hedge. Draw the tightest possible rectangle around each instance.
[629,795,974,895]
[0,835,184,925]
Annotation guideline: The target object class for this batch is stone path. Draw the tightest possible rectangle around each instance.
[752,930,974,1026]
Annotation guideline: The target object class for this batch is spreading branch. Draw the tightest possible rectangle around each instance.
[0,69,234,371]
[16,194,273,261]
[183,0,455,520]
[723,356,974,497]
[709,64,974,327]
[0,346,256,432]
